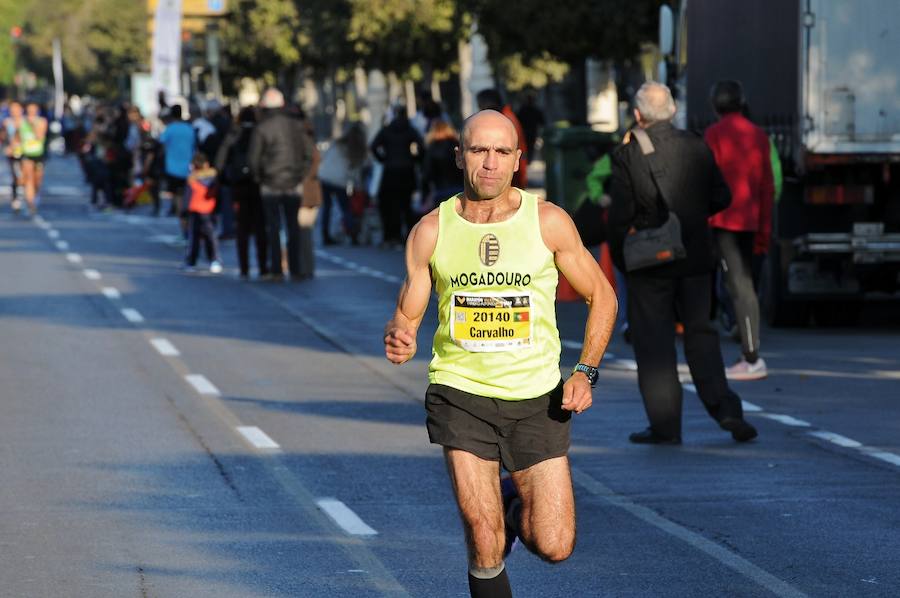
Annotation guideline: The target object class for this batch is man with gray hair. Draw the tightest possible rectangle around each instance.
[249,88,315,280]
[607,81,758,445]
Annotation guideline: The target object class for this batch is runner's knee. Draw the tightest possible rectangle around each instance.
[531,527,575,563]
[537,540,574,564]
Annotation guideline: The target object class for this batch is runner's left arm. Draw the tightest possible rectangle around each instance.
[541,202,618,412]
[33,117,48,142]
[384,213,438,364]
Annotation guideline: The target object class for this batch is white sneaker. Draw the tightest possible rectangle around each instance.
[726,357,768,381]
[209,260,223,274]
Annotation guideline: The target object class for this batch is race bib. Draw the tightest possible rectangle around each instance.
[450,292,533,352]
[23,138,42,157]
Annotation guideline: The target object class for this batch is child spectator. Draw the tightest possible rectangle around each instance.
[182,153,223,274]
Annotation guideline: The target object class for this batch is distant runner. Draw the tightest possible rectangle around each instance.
[2,101,24,213]
[19,102,48,216]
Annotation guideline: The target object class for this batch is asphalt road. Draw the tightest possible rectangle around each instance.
[0,156,898,597]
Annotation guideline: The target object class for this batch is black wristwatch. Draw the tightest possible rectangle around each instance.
[572,363,599,387]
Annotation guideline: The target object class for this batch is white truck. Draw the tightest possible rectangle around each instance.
[664,0,900,325]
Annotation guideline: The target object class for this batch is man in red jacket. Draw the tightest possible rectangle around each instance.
[476,89,528,189]
[704,80,775,381]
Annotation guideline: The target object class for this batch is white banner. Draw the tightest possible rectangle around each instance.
[52,37,64,120]
[151,0,183,112]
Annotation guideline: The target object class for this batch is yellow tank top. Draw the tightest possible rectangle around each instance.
[429,189,561,400]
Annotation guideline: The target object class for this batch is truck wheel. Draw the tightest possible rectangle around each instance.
[761,243,809,327]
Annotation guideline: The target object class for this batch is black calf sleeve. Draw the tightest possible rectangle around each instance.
[468,567,512,598]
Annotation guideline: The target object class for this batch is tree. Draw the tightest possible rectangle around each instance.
[463,0,664,119]
[348,0,460,80]
[16,0,147,97]
[220,0,302,89]
[295,0,356,76]
[470,0,663,66]
[220,0,358,94]
[0,0,29,89]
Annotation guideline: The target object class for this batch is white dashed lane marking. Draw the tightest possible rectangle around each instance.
[867,452,900,467]
[808,431,863,448]
[83,269,101,280]
[121,308,145,323]
[47,229,59,239]
[760,414,811,427]
[317,250,403,284]
[55,240,69,251]
[101,287,121,300]
[149,338,180,357]
[316,498,378,536]
[184,374,220,396]
[237,426,280,450]
[65,252,82,264]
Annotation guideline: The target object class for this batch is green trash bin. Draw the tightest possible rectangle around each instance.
[542,126,619,213]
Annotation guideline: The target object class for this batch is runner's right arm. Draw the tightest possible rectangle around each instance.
[384,211,438,364]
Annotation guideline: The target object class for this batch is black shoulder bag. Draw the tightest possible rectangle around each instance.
[622,127,687,272]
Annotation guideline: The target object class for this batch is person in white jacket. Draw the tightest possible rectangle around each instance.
[318,123,368,244]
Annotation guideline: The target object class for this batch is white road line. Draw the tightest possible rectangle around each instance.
[237,426,280,450]
[65,252,82,264]
[867,451,900,467]
[185,374,220,396]
[148,234,182,244]
[614,358,639,371]
[317,250,405,284]
[83,269,101,280]
[45,185,84,196]
[47,229,59,239]
[742,401,763,413]
[805,431,900,468]
[120,308,144,323]
[683,383,697,394]
[316,498,378,536]
[149,338,180,357]
[760,414,811,427]
[572,469,809,598]
[808,431,863,448]
[101,287,121,300]
[54,240,69,250]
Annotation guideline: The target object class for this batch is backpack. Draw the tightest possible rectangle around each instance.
[225,129,253,184]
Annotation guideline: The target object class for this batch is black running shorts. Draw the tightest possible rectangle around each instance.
[425,381,570,472]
